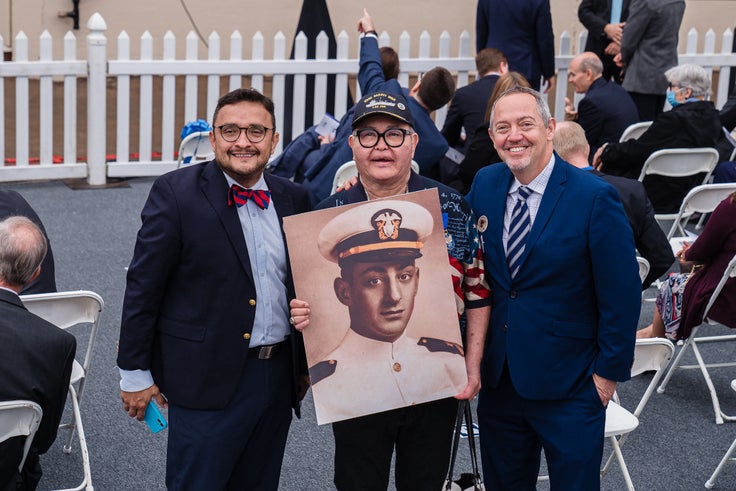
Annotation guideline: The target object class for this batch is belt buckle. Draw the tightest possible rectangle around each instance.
[258,344,276,360]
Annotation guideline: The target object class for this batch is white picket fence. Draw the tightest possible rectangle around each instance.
[1,12,735,185]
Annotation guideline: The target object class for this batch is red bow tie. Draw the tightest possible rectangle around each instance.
[228,184,271,210]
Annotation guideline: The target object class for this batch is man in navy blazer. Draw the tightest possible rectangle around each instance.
[578,0,630,82]
[117,88,310,490]
[565,52,638,159]
[476,0,556,92]
[465,87,640,488]
[441,48,508,153]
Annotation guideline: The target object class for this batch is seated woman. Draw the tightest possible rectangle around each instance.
[594,64,722,213]
[458,71,530,194]
[638,192,736,340]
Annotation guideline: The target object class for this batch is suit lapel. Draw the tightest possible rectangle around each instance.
[199,162,255,285]
[516,156,568,272]
[264,173,295,226]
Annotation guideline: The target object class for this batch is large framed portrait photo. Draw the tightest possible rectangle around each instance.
[283,189,467,424]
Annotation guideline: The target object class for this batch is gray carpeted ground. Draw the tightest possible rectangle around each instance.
[4,176,736,490]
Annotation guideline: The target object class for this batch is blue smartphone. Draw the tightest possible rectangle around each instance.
[143,400,168,433]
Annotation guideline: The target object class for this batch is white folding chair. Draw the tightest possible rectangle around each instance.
[666,184,736,254]
[600,338,675,490]
[19,291,104,491]
[331,161,359,194]
[637,147,720,223]
[706,380,736,488]
[538,339,674,490]
[176,131,214,168]
[657,253,736,424]
[619,121,652,142]
[331,160,420,193]
[0,400,43,474]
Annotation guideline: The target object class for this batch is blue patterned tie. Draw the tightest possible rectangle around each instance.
[507,186,532,278]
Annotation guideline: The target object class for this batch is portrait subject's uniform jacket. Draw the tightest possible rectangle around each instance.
[311,330,466,423]
[466,156,641,399]
[117,161,310,414]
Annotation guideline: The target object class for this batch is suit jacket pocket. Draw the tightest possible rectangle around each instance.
[551,320,595,340]
[158,317,206,342]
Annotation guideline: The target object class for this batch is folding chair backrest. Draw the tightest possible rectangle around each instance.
[0,400,43,472]
[177,131,214,168]
[619,121,652,142]
[20,291,104,376]
[332,161,358,194]
[629,338,675,417]
[638,147,720,182]
[666,183,736,241]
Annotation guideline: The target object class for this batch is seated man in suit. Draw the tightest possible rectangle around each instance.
[554,121,674,288]
[441,48,508,153]
[0,216,76,490]
[564,52,638,160]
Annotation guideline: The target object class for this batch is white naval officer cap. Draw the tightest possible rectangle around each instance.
[318,199,434,266]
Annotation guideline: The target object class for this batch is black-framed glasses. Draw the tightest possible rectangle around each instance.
[353,128,413,148]
[217,124,274,143]
[668,82,682,90]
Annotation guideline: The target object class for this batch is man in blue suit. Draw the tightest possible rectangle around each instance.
[476,0,556,93]
[117,88,311,490]
[465,87,641,489]
[565,52,639,160]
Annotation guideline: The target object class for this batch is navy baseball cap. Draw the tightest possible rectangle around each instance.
[351,91,415,129]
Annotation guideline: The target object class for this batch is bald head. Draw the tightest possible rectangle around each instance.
[568,52,603,94]
[0,216,47,290]
[553,121,590,168]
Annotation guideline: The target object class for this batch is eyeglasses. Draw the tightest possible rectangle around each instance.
[217,124,274,143]
[353,128,414,148]
[668,82,682,90]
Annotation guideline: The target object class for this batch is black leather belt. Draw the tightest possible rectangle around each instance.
[248,340,286,360]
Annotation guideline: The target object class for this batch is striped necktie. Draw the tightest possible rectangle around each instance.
[228,184,271,210]
[507,186,532,278]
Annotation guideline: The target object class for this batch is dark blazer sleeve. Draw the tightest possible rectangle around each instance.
[535,0,556,79]
[578,0,609,41]
[358,35,403,96]
[600,111,679,176]
[117,176,184,372]
[577,97,606,153]
[35,329,76,454]
[476,0,490,52]
[624,182,675,287]
[441,95,465,148]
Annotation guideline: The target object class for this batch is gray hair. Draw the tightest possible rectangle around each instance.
[665,64,712,99]
[489,86,552,128]
[578,52,603,77]
[0,216,48,287]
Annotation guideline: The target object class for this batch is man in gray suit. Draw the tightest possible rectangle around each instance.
[614,0,685,121]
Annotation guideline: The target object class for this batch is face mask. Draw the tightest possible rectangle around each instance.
[666,89,681,107]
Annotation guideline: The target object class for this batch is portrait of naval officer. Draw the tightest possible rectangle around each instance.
[309,198,468,424]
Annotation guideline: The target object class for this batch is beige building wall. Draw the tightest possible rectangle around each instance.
[2,0,734,60]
